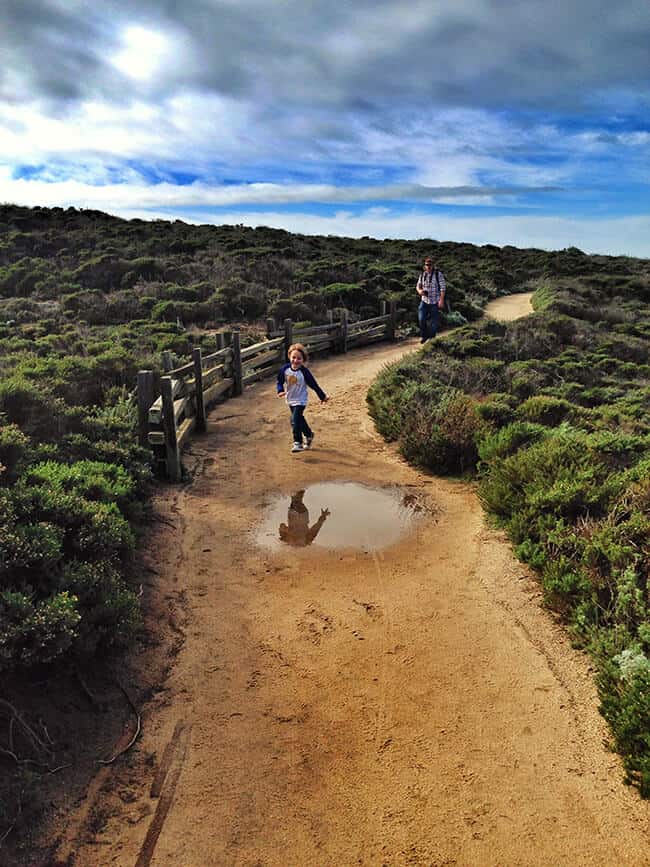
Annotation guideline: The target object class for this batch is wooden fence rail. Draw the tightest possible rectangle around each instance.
[137,302,397,480]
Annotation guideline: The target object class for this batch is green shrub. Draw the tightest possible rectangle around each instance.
[57,559,141,656]
[540,557,593,611]
[442,309,468,327]
[450,297,484,321]
[516,395,577,426]
[367,357,426,440]
[212,276,268,319]
[0,423,31,483]
[13,482,135,562]
[0,376,68,439]
[160,283,200,302]
[474,392,517,426]
[477,421,547,464]
[0,590,80,671]
[24,459,135,505]
[599,656,650,796]
[478,429,622,525]
[322,281,374,309]
[269,297,314,323]
[399,387,486,474]
[0,521,65,589]
[585,431,650,469]
[507,362,549,398]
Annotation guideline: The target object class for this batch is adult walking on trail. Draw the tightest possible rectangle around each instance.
[416,257,446,343]
[277,342,329,453]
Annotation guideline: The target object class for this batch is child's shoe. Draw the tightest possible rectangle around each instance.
[291,442,303,453]
[305,434,314,449]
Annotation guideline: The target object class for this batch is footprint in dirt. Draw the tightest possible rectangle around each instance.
[298,606,334,644]
[353,598,382,619]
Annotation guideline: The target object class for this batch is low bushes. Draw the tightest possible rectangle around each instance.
[369,276,650,794]
[0,588,80,670]
[0,356,150,681]
[0,459,143,674]
[399,387,486,474]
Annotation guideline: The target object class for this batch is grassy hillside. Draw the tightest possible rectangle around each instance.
[1,203,631,331]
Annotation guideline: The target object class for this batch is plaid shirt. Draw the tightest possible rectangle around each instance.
[417,268,446,304]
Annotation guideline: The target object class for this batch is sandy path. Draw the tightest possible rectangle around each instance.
[57,303,649,866]
[484,292,534,321]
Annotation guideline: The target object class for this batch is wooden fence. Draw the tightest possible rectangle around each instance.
[137,302,397,481]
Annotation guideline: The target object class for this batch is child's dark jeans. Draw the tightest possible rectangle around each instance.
[289,404,313,443]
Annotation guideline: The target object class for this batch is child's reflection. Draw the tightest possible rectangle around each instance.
[279,490,330,547]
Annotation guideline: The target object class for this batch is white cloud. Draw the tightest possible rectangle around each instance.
[0,91,577,193]
[0,172,556,213]
[111,26,172,81]
[0,92,256,165]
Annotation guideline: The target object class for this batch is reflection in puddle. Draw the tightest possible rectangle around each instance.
[256,481,423,552]
[279,490,330,547]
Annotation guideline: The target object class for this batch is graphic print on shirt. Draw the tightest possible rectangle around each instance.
[277,362,326,406]
[284,367,309,405]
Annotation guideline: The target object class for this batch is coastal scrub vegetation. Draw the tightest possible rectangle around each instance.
[0,203,649,846]
[2,207,618,679]
[367,270,650,795]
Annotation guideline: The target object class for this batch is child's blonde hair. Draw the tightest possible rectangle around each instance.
[288,342,308,361]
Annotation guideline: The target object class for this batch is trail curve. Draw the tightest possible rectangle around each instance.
[56,297,649,867]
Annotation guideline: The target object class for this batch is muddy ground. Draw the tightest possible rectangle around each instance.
[36,297,650,865]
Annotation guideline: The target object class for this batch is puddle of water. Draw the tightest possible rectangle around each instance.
[255,482,424,552]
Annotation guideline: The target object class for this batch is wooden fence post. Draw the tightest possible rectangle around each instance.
[162,350,173,372]
[192,347,206,432]
[388,300,397,341]
[231,330,243,396]
[340,309,348,353]
[161,376,182,482]
[327,310,334,324]
[283,318,293,358]
[380,300,387,316]
[266,317,276,338]
[136,370,155,448]
[222,331,233,385]
[215,332,225,350]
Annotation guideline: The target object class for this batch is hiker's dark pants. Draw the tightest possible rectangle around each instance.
[418,301,440,341]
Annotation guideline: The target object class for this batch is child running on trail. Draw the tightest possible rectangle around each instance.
[276,343,329,453]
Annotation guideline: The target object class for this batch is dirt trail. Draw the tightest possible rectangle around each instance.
[57,301,649,866]
[484,292,534,321]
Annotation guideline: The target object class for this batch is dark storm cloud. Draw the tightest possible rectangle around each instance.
[2,0,649,116]
[0,1,113,105]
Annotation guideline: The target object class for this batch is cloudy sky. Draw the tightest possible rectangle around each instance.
[2,0,650,256]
